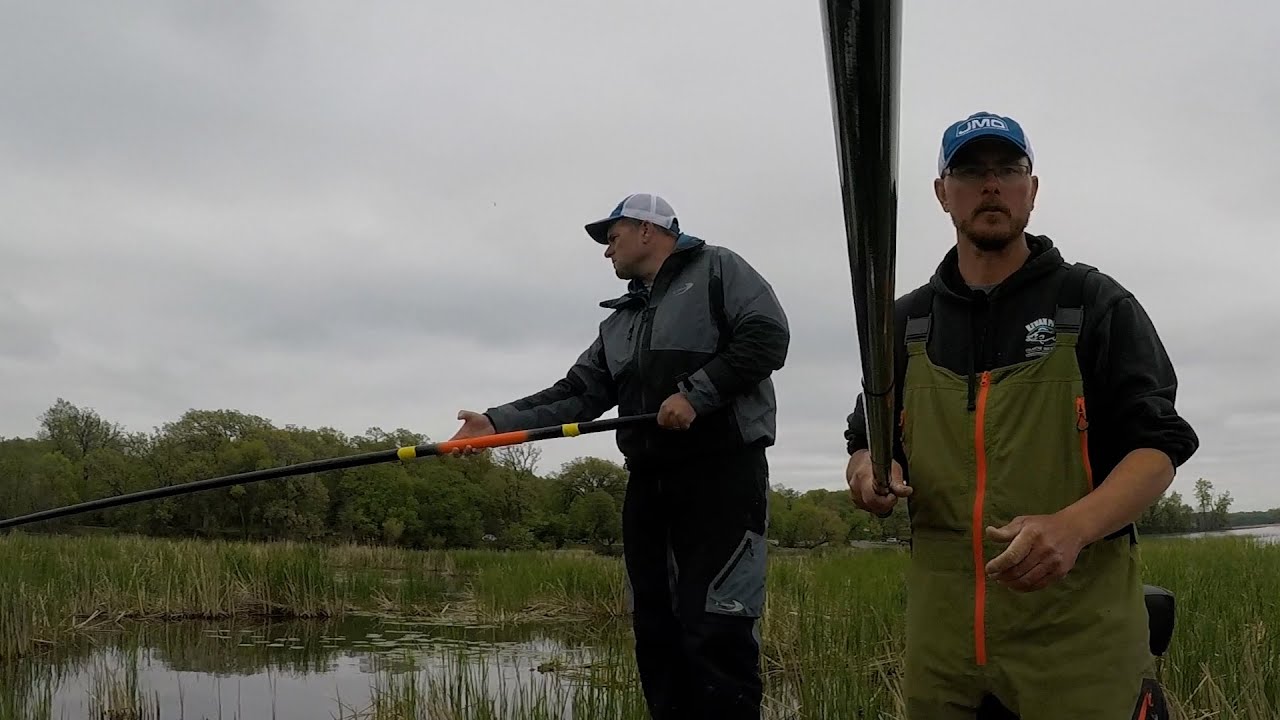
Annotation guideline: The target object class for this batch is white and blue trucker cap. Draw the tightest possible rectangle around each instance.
[585,193,681,244]
[937,111,1034,176]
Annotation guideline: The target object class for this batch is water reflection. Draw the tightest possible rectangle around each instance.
[1171,524,1280,544]
[4,614,640,720]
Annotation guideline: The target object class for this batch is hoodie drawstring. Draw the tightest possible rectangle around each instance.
[966,307,978,411]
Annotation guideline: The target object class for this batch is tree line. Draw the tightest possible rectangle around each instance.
[0,399,1258,551]
[1137,477,1252,535]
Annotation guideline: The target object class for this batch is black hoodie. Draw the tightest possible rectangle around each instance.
[845,234,1199,488]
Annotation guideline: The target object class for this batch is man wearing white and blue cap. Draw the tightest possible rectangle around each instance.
[584,192,682,245]
[933,111,1038,254]
[936,111,1034,174]
[453,192,791,719]
[844,112,1196,719]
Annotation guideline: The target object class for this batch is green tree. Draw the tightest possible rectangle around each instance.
[0,440,80,528]
[1192,478,1232,532]
[37,398,123,461]
[0,397,953,554]
[1212,489,1233,531]
[1137,490,1194,534]
[787,502,846,548]
[554,457,628,511]
[568,490,621,546]
[1195,478,1213,531]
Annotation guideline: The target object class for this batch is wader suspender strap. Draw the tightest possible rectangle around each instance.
[902,289,934,442]
[903,288,935,345]
[1054,261,1094,335]
[1058,262,1139,544]
[902,262,1095,346]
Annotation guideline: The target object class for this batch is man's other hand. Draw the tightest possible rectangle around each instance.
[657,393,697,430]
[846,450,910,515]
[984,514,1087,592]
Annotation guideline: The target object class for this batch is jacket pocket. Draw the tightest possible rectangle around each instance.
[705,530,766,618]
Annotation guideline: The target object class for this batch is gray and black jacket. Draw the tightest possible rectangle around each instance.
[485,234,790,464]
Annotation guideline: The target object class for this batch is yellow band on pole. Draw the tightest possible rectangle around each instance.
[397,446,417,461]
[562,423,581,437]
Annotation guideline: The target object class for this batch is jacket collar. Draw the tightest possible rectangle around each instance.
[600,233,705,309]
[929,233,1063,302]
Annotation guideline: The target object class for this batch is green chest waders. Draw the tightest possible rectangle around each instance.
[899,270,1153,720]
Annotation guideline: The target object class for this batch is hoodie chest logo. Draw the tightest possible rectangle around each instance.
[1024,317,1056,358]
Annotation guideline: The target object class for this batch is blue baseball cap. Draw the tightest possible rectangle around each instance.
[585,193,681,244]
[937,111,1034,176]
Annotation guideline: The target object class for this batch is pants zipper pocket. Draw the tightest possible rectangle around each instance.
[712,535,752,592]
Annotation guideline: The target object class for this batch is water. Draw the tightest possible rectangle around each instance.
[3,614,639,720]
[1173,523,1280,544]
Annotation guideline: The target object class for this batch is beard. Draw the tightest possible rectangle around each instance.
[954,205,1030,252]
[612,259,636,280]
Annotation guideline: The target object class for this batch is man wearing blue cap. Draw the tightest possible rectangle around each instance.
[843,112,1197,718]
[451,193,790,719]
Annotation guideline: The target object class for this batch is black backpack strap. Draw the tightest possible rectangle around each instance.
[903,286,935,345]
[1053,261,1096,334]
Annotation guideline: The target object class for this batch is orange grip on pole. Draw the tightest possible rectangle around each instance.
[435,430,531,454]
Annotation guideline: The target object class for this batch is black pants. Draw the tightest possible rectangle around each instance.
[622,445,770,720]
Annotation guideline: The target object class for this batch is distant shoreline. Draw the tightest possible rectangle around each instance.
[1148,523,1280,539]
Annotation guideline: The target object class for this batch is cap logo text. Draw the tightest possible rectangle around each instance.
[957,117,1008,136]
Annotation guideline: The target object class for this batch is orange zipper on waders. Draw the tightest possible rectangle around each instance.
[972,371,992,666]
[1076,396,1093,492]
[1136,689,1152,719]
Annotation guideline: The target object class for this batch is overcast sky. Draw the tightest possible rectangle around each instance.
[2,1,1276,511]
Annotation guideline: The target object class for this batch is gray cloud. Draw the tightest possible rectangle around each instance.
[0,290,59,362]
[0,0,1275,512]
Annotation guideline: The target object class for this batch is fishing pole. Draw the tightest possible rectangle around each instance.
[820,0,902,512]
[0,413,658,532]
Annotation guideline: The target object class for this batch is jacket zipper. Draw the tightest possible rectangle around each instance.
[638,304,656,409]
[1076,396,1093,492]
[637,262,673,414]
[972,371,991,666]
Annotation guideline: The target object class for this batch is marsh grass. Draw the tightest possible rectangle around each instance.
[0,535,625,662]
[1138,535,1280,719]
[2,531,1277,719]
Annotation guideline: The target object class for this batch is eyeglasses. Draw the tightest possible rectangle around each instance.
[945,165,1031,183]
